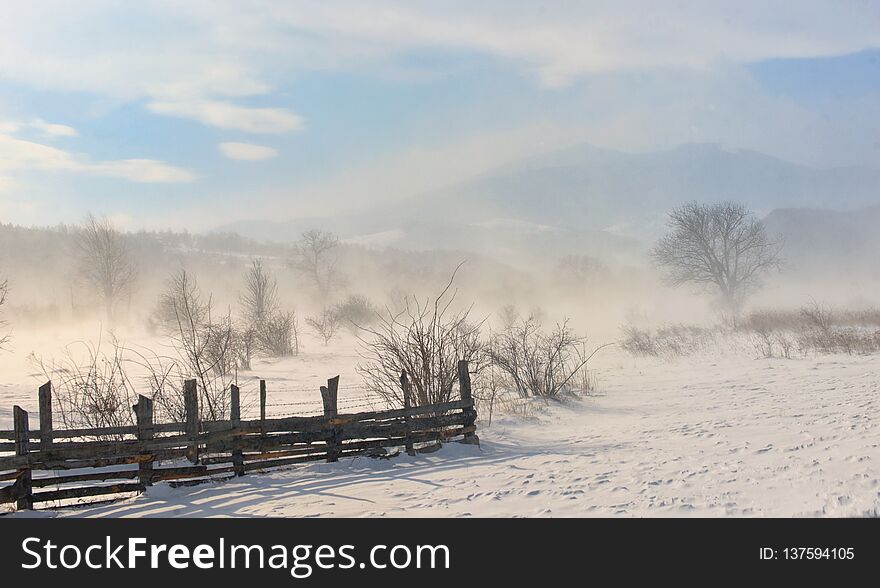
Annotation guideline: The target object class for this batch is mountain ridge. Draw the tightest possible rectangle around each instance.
[214,143,880,265]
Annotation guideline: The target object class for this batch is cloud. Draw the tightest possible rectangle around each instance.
[1,1,878,111]
[0,119,78,138]
[218,142,279,161]
[31,119,78,138]
[0,134,78,171]
[88,159,197,183]
[212,61,879,224]
[148,100,302,133]
[0,133,195,183]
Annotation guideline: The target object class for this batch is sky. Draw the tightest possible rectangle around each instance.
[0,0,879,230]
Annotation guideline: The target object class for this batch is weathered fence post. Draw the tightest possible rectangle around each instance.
[13,406,33,510]
[259,379,267,436]
[320,376,340,462]
[184,379,200,464]
[458,360,479,445]
[133,395,154,488]
[400,371,416,456]
[230,384,244,476]
[38,381,53,450]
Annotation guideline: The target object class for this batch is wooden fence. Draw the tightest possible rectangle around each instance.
[0,361,478,512]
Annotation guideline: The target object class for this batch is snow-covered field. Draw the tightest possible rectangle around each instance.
[5,331,878,518]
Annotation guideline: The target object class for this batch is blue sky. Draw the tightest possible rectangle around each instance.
[1,1,879,230]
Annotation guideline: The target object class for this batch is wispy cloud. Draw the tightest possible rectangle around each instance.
[0,133,195,183]
[2,2,878,107]
[0,119,78,138]
[218,142,279,161]
[31,119,78,138]
[148,100,302,133]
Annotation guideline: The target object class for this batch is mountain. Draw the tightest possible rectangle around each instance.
[402,142,880,238]
[215,143,880,262]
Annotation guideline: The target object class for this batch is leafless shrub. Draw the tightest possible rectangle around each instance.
[745,303,880,357]
[620,325,658,356]
[357,266,484,408]
[30,337,135,437]
[750,327,797,359]
[620,323,719,357]
[800,301,834,333]
[495,395,541,420]
[745,306,857,332]
[234,325,257,371]
[487,314,589,399]
[257,310,299,357]
[775,332,796,359]
[744,309,804,333]
[572,358,600,396]
[751,326,775,358]
[332,294,378,333]
[472,365,504,426]
[133,333,232,424]
[796,327,880,356]
[841,308,880,328]
[201,311,241,378]
[306,308,341,345]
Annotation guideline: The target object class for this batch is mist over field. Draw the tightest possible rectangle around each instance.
[1,1,880,517]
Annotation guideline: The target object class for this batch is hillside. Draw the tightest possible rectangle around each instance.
[217,143,880,262]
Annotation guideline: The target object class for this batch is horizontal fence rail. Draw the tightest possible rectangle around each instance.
[0,361,478,511]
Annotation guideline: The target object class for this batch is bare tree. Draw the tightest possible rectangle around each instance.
[75,214,137,320]
[240,258,278,326]
[651,201,782,319]
[290,229,342,296]
[154,269,206,334]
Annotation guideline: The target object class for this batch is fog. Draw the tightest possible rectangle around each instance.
[1,198,878,347]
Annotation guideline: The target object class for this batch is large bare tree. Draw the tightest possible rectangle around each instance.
[75,214,137,320]
[290,229,342,297]
[651,201,782,317]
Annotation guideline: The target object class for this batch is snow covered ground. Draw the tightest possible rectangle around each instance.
[5,334,878,518]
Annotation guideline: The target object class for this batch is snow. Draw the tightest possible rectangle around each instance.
[6,339,878,518]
